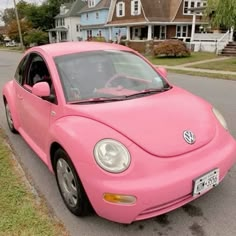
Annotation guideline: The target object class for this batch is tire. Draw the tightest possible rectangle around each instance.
[53,148,90,216]
[4,101,18,133]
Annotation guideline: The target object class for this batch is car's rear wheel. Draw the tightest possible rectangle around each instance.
[54,148,90,216]
[4,101,17,133]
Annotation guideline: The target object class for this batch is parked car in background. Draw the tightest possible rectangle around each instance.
[2,42,236,224]
[5,41,17,47]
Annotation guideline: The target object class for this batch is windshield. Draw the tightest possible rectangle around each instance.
[54,50,169,103]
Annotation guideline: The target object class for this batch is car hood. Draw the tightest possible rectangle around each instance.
[69,87,216,157]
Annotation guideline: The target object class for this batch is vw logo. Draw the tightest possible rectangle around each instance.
[183,130,196,145]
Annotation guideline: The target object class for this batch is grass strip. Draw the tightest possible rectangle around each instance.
[0,129,68,236]
[168,69,236,81]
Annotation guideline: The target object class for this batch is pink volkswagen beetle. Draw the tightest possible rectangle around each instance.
[2,42,236,224]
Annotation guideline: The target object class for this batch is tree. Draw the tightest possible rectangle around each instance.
[0,34,4,43]
[24,29,49,46]
[7,19,32,42]
[206,0,236,29]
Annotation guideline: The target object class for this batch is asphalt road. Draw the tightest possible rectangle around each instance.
[1,50,236,236]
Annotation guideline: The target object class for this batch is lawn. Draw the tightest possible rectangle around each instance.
[168,69,236,81]
[0,129,68,236]
[147,52,218,66]
[188,57,236,72]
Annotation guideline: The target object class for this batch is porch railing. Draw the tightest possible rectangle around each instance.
[216,30,230,54]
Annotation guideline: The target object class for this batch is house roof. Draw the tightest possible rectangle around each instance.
[78,0,111,14]
[55,0,86,19]
[141,0,182,22]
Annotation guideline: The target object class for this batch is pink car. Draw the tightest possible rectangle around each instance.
[2,42,236,224]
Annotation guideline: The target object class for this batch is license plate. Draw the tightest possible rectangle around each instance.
[193,169,219,196]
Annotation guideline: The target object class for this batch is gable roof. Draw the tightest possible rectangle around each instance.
[141,0,182,22]
[78,0,111,14]
[55,0,86,19]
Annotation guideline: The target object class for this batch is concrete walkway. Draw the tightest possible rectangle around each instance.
[157,56,236,76]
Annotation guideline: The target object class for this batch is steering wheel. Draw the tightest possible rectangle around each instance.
[105,74,127,88]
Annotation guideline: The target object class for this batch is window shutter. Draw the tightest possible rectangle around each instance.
[116,3,119,16]
[131,0,135,15]
[137,0,141,15]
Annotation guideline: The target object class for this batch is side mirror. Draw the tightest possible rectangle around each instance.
[157,67,167,78]
[32,82,50,97]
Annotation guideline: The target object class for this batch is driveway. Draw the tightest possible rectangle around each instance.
[1,50,236,236]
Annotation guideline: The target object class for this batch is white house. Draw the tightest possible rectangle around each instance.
[48,0,86,43]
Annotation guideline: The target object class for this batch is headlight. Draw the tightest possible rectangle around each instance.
[94,139,131,173]
[212,107,228,130]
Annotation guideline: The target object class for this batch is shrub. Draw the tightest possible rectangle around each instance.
[90,36,106,42]
[24,29,48,46]
[153,40,191,57]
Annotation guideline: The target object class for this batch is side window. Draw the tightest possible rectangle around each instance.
[14,56,28,85]
[25,54,57,104]
[26,55,51,87]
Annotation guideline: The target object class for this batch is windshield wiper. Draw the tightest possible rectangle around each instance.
[124,87,172,99]
[70,96,126,104]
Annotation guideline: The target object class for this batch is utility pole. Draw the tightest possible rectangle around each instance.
[13,0,24,50]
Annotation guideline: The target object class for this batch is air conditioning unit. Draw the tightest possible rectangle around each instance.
[133,10,139,15]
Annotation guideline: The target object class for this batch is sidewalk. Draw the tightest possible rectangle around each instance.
[157,57,236,76]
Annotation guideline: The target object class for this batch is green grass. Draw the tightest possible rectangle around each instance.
[168,69,236,81]
[147,52,218,66]
[188,57,236,72]
[0,129,68,236]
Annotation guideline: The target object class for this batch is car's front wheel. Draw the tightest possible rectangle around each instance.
[4,101,17,133]
[54,148,90,216]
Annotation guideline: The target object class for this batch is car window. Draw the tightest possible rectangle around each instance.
[23,53,57,104]
[54,50,167,102]
[15,55,28,85]
[26,55,51,87]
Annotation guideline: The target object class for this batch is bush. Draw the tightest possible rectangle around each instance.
[90,36,106,42]
[24,29,48,46]
[153,40,191,57]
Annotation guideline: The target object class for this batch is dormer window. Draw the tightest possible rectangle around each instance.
[116,2,125,17]
[131,0,141,16]
[88,0,95,8]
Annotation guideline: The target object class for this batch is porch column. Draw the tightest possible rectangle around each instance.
[191,12,196,42]
[147,25,152,40]
[229,27,234,42]
[109,27,112,41]
[126,26,130,40]
[56,31,59,43]
[48,32,52,43]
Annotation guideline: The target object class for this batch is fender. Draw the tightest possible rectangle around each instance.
[2,81,20,130]
[46,115,132,175]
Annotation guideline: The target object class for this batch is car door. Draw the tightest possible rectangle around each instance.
[15,53,56,161]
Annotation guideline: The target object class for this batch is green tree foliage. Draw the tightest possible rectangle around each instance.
[2,0,30,25]
[206,0,236,29]
[24,29,49,46]
[0,34,4,42]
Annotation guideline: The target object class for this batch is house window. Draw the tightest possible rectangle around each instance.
[131,0,141,16]
[176,25,188,38]
[159,26,166,40]
[86,13,89,20]
[116,2,125,17]
[183,0,207,15]
[88,0,95,8]
[96,12,99,19]
[76,24,80,32]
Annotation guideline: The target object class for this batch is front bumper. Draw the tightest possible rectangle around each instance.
[78,126,236,224]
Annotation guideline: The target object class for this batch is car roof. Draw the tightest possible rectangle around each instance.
[30,42,135,58]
